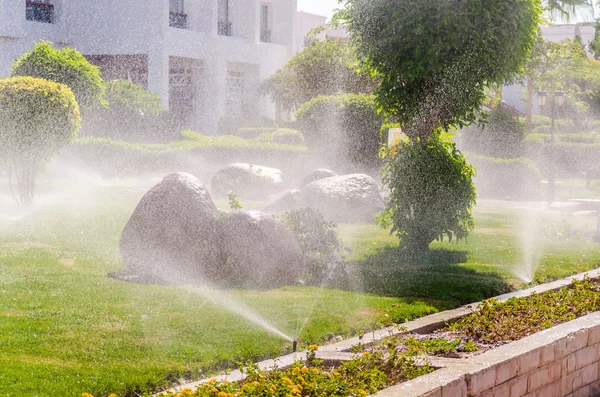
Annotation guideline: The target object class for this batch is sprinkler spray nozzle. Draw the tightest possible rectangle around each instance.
[292,339,298,353]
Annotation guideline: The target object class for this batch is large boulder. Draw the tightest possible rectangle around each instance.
[300,168,337,187]
[119,173,223,284]
[219,210,303,289]
[302,174,384,223]
[263,189,304,214]
[211,163,283,200]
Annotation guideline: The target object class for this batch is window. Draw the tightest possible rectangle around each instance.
[218,0,231,36]
[260,4,271,42]
[26,0,54,24]
[169,0,187,29]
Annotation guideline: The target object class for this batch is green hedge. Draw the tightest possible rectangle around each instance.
[467,154,542,200]
[62,132,308,177]
[524,138,600,178]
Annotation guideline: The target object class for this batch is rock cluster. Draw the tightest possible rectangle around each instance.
[120,172,302,288]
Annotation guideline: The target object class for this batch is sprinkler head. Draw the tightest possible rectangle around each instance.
[292,339,298,353]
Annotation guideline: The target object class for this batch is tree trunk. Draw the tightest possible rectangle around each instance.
[526,79,534,134]
[16,163,36,207]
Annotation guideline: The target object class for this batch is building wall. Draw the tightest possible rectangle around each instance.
[0,0,297,133]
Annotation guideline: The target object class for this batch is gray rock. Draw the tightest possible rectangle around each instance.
[302,174,384,223]
[119,172,223,284]
[300,169,337,187]
[263,189,304,214]
[211,163,283,199]
[219,210,303,289]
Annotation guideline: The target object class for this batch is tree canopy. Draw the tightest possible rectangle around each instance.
[344,0,542,143]
[260,39,373,112]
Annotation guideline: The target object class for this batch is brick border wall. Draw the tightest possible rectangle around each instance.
[375,312,600,397]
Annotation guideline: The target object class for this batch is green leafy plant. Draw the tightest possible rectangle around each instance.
[11,41,105,110]
[0,76,81,205]
[227,192,243,210]
[280,208,346,284]
[344,0,541,143]
[450,277,600,343]
[461,107,525,158]
[272,128,304,145]
[378,132,476,251]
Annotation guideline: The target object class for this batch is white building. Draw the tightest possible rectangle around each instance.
[294,11,348,53]
[0,0,297,132]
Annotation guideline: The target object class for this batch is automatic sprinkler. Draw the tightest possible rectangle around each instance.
[292,339,298,353]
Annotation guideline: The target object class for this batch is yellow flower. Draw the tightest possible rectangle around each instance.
[297,375,305,384]
[308,344,319,351]
[358,389,367,396]
[301,367,309,374]
[312,368,320,374]
[242,384,250,389]
[362,351,369,357]
[218,392,227,397]
[293,367,300,375]
[210,388,218,393]
[207,378,217,384]
[282,377,293,385]
[253,381,260,387]
[108,394,118,397]
[270,385,277,392]
[81,394,94,397]
[228,393,233,397]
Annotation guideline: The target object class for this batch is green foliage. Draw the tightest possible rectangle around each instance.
[590,18,600,58]
[11,41,105,109]
[237,127,278,139]
[467,154,542,200]
[0,76,81,204]
[280,208,345,284]
[296,93,384,170]
[227,192,243,210]
[156,336,432,397]
[403,337,478,356]
[378,133,476,251]
[461,107,525,158]
[272,128,304,145]
[344,0,541,142]
[82,79,175,142]
[261,39,374,112]
[450,277,600,343]
[218,116,277,136]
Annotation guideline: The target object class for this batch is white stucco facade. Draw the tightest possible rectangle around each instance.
[0,0,297,132]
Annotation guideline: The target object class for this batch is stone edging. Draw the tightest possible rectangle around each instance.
[165,267,600,395]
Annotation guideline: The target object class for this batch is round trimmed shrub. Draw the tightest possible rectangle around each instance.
[272,128,304,145]
[378,133,476,252]
[11,41,105,109]
[296,93,384,171]
[0,76,81,204]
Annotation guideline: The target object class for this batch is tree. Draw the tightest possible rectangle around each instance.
[11,41,105,110]
[0,77,81,205]
[344,0,541,251]
[344,0,542,143]
[260,39,373,113]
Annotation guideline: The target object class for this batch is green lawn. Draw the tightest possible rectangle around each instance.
[0,181,599,396]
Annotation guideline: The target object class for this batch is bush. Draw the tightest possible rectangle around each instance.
[81,79,176,142]
[378,133,476,252]
[0,76,81,204]
[11,41,104,109]
[467,154,542,200]
[280,208,345,284]
[272,128,304,145]
[218,115,277,135]
[296,93,384,171]
[460,107,524,158]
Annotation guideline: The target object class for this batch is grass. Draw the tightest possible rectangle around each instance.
[0,180,599,396]
[0,184,438,397]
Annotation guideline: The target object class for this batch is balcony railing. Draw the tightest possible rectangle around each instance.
[26,1,54,24]
[218,20,232,36]
[260,28,271,43]
[169,12,187,29]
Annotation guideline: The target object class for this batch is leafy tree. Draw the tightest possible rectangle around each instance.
[344,0,542,143]
[11,41,105,110]
[261,39,373,113]
[461,107,525,158]
[344,0,540,251]
[0,77,81,205]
